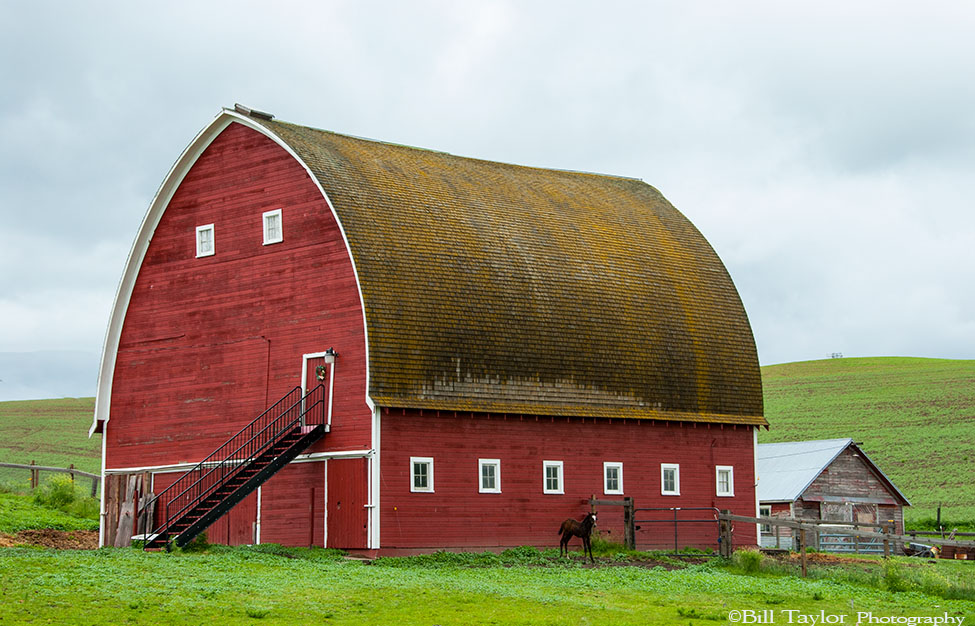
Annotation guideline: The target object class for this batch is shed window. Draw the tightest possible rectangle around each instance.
[759,505,772,535]
[196,224,214,257]
[603,462,623,495]
[410,457,434,493]
[478,458,501,493]
[661,463,680,496]
[716,466,734,497]
[263,209,283,245]
[543,460,563,494]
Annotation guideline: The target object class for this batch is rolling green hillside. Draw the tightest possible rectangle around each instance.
[0,397,100,489]
[760,357,975,525]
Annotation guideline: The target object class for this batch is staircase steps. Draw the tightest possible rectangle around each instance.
[141,385,327,551]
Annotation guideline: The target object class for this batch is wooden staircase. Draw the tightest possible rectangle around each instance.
[140,385,326,550]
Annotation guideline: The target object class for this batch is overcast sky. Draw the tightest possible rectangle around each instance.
[2,1,973,401]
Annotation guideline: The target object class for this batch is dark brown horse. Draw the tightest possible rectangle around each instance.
[558,512,597,563]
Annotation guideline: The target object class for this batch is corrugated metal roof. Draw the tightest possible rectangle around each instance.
[250,117,765,425]
[756,439,852,502]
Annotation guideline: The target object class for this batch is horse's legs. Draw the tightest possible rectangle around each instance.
[584,535,593,563]
[559,533,568,558]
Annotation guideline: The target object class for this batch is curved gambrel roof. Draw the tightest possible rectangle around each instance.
[255,117,764,425]
[91,108,765,436]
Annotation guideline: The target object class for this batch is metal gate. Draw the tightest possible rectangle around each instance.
[633,507,721,554]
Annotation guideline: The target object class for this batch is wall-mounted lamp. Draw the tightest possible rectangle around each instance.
[324,347,337,364]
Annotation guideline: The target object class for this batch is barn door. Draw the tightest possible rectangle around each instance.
[327,458,369,549]
[853,503,877,525]
[303,354,327,395]
[152,471,257,545]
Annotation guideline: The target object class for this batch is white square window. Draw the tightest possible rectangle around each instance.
[263,209,283,245]
[543,460,563,494]
[603,462,623,495]
[716,465,734,497]
[478,458,501,494]
[661,463,680,496]
[196,224,214,257]
[410,456,434,493]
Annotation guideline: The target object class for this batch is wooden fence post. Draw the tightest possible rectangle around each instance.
[883,525,891,559]
[623,497,635,550]
[718,510,732,558]
[798,525,808,578]
[30,460,38,490]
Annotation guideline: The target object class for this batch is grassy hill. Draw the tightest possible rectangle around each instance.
[760,357,975,525]
[0,397,100,490]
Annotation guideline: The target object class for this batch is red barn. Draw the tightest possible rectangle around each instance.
[91,105,766,554]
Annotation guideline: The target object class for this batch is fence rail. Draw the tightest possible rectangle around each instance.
[0,461,100,497]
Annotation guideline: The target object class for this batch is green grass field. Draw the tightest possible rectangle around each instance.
[0,546,971,625]
[0,397,99,491]
[761,357,975,525]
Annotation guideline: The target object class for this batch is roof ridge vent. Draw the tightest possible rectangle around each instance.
[234,103,274,121]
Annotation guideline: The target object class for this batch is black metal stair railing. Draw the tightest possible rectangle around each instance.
[139,384,326,549]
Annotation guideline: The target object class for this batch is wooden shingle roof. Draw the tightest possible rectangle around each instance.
[258,118,765,425]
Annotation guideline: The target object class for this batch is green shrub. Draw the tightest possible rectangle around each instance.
[882,561,914,593]
[33,474,77,509]
[180,532,211,553]
[732,548,765,574]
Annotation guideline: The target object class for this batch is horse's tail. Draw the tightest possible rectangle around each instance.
[558,520,568,535]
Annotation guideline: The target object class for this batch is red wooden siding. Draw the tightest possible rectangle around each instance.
[105,121,372,471]
[327,458,369,549]
[259,462,325,547]
[152,470,257,545]
[380,410,758,551]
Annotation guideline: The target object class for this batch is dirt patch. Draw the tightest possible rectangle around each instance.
[776,551,879,566]
[0,529,98,549]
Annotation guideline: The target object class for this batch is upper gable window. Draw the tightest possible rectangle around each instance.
[263,209,283,245]
[196,224,214,257]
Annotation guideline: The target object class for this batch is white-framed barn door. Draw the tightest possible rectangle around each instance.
[302,352,328,395]
[301,351,333,430]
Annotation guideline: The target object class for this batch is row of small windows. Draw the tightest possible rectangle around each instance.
[410,457,735,497]
[195,210,283,258]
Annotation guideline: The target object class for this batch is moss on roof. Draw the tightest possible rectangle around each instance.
[258,119,764,425]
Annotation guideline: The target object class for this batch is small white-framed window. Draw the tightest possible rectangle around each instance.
[410,456,434,493]
[196,224,215,257]
[716,465,735,497]
[543,460,564,494]
[478,458,501,494]
[603,462,623,495]
[661,463,680,496]
[759,504,772,535]
[263,209,283,245]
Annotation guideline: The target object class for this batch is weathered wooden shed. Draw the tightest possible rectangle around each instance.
[757,438,910,548]
[91,105,766,554]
